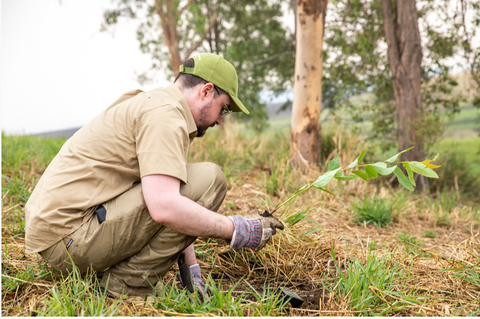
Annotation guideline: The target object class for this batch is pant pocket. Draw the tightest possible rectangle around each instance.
[44,237,75,273]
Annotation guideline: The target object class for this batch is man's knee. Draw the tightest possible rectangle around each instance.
[182,162,227,211]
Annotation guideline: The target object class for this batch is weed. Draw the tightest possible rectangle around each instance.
[323,247,418,315]
[351,196,393,228]
[422,187,460,227]
[397,231,424,255]
[450,254,480,291]
[37,266,122,316]
[428,146,480,203]
[152,274,289,316]
[244,281,291,316]
[423,230,436,238]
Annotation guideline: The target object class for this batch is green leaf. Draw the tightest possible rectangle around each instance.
[313,168,341,188]
[393,167,414,191]
[403,162,416,186]
[364,165,378,179]
[409,161,439,178]
[347,150,366,169]
[371,163,397,175]
[318,186,341,199]
[352,170,369,181]
[385,147,415,163]
[328,155,340,171]
[334,174,358,181]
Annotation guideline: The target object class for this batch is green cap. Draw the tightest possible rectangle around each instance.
[179,53,249,115]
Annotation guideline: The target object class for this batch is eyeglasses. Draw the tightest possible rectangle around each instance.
[213,85,232,117]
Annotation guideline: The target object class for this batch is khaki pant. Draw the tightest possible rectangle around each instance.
[41,162,227,295]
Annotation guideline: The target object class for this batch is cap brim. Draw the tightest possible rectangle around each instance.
[230,95,249,115]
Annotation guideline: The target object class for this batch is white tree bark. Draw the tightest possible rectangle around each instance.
[290,0,328,172]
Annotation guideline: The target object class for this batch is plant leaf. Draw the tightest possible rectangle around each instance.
[313,167,341,188]
[347,150,366,169]
[385,147,415,163]
[334,174,358,181]
[409,161,439,178]
[422,154,441,168]
[364,165,378,179]
[403,162,416,187]
[328,155,340,171]
[393,167,414,191]
[352,170,369,181]
[318,186,342,199]
[371,163,397,176]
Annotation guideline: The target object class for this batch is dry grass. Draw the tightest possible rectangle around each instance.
[2,125,479,316]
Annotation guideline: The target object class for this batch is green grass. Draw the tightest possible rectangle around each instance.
[1,133,67,174]
[2,124,480,316]
[444,106,480,132]
[150,274,290,316]
[421,188,461,227]
[396,231,424,256]
[423,230,436,239]
[323,247,419,316]
[351,196,393,228]
[38,266,122,316]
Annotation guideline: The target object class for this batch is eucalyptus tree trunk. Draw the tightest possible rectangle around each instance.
[380,0,428,191]
[290,0,328,172]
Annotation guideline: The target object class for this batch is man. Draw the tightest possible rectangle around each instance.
[25,53,284,297]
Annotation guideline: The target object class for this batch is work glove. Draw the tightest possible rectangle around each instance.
[228,210,284,251]
[177,264,206,301]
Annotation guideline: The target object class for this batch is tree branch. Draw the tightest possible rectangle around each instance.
[252,51,295,66]
[178,0,194,16]
[380,0,401,75]
[184,3,220,59]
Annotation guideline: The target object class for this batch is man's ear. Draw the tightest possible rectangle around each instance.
[200,83,215,99]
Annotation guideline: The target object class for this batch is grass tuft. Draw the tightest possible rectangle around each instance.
[37,266,122,316]
[323,246,418,315]
[351,196,393,228]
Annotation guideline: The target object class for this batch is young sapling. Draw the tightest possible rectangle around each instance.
[270,147,441,215]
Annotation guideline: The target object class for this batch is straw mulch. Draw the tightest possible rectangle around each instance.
[2,166,479,316]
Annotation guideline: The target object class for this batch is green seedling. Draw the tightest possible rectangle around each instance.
[272,147,441,215]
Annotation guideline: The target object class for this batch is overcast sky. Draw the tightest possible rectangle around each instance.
[1,0,168,135]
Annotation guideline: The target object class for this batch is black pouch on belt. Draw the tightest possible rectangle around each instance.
[95,205,107,225]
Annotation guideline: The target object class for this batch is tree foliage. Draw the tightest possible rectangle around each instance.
[102,0,295,132]
[322,0,480,151]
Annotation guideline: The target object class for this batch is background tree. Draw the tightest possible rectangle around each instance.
[290,0,329,172]
[380,0,428,190]
[102,0,295,132]
[316,0,478,189]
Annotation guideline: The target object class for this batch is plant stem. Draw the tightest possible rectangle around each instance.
[271,183,314,215]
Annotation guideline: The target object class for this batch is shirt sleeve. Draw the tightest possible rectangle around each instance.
[135,105,189,183]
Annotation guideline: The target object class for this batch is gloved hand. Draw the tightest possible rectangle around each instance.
[177,264,206,301]
[228,210,284,251]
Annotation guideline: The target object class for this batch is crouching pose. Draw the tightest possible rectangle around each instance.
[25,53,284,296]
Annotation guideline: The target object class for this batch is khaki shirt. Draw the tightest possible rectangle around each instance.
[25,84,197,254]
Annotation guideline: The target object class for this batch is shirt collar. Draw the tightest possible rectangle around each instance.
[166,84,198,139]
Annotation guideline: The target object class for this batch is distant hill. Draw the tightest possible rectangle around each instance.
[33,127,82,139]
[32,102,293,139]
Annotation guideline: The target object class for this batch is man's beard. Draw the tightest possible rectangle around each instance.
[195,100,216,138]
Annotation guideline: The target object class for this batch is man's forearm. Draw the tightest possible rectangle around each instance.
[144,191,233,238]
[142,174,235,239]
[182,244,197,266]
[154,194,234,238]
